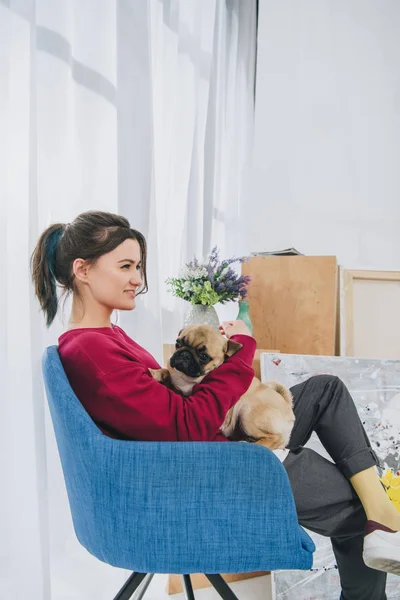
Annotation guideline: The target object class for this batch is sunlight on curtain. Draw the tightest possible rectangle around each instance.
[0,1,256,598]
[1,2,129,599]
[148,0,256,342]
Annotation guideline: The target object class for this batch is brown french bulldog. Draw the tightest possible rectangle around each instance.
[149,324,295,449]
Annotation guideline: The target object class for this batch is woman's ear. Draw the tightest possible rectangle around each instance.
[72,258,90,283]
[225,339,243,357]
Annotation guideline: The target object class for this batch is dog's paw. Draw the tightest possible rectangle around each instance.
[149,368,172,385]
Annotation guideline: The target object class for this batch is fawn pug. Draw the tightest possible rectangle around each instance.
[149,324,295,449]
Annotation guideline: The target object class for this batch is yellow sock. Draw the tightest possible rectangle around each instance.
[350,467,400,530]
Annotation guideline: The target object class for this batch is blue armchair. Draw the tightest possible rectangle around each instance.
[42,346,314,600]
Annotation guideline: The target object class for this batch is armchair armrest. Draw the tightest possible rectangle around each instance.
[79,436,314,573]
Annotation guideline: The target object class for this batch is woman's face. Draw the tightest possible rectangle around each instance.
[78,238,143,311]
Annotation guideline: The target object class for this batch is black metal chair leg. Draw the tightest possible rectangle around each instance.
[181,575,195,600]
[131,574,154,600]
[205,575,240,600]
[113,572,148,600]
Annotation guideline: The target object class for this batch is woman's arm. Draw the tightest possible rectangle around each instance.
[81,334,256,442]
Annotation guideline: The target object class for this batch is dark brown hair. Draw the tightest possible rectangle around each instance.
[31,210,148,327]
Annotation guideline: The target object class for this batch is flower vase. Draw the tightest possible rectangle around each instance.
[183,304,219,331]
[236,299,253,334]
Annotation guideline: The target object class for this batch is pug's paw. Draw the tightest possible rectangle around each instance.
[149,367,172,386]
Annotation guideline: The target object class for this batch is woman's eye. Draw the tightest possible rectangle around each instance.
[121,263,141,271]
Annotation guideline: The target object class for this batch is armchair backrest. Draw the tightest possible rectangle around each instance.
[42,346,106,555]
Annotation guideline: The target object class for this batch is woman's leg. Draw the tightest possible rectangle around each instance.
[284,448,387,600]
[288,374,400,530]
[283,374,395,600]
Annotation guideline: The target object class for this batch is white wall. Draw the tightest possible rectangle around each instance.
[246,0,400,270]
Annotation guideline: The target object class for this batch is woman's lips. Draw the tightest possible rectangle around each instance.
[125,291,135,297]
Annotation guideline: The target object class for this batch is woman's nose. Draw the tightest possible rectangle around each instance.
[130,273,143,287]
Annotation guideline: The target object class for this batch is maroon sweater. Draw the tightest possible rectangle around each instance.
[58,325,256,442]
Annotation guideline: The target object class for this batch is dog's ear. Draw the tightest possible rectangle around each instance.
[225,339,243,358]
[176,329,184,345]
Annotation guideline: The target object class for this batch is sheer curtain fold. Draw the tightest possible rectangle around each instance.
[151,0,256,342]
[0,1,256,598]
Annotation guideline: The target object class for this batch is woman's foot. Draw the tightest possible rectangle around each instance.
[363,520,400,576]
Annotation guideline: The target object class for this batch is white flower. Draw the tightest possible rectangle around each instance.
[182,281,193,292]
[220,265,230,277]
[179,266,208,279]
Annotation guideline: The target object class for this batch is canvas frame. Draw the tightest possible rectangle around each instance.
[340,268,400,357]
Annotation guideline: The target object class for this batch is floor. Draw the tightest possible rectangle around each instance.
[142,574,274,600]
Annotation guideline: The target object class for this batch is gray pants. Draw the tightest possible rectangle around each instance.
[283,375,387,600]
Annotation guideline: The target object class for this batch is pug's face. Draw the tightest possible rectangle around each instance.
[170,324,242,378]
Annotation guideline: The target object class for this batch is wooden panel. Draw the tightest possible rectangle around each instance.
[341,269,400,359]
[163,344,175,367]
[242,256,338,356]
[166,572,269,594]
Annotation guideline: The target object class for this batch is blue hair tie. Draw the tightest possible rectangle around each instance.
[47,227,64,277]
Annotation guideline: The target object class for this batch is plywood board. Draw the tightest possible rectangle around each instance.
[166,572,269,594]
[242,256,337,355]
[341,269,400,359]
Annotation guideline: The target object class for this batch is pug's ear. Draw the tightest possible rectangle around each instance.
[225,339,243,357]
[177,329,183,337]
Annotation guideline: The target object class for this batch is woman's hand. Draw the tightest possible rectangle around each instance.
[218,320,252,339]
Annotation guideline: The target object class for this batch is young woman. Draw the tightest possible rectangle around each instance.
[32,210,399,599]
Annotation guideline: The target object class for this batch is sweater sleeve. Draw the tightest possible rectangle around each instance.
[96,334,256,442]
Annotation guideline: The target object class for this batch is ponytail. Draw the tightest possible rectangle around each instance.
[31,223,65,327]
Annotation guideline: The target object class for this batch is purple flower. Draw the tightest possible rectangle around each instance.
[168,245,251,305]
[206,264,215,284]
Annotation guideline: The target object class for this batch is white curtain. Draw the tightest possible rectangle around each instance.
[125,0,257,349]
[0,1,256,599]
